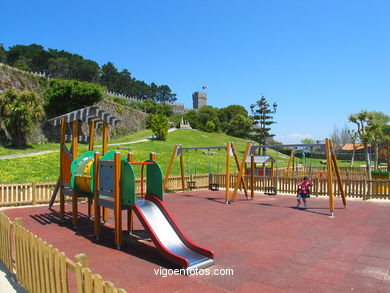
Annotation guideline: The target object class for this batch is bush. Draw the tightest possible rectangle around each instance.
[44,79,104,117]
[372,170,390,177]
[0,89,43,147]
[205,120,216,132]
[149,114,169,140]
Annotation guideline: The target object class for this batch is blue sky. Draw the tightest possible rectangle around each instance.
[1,0,389,143]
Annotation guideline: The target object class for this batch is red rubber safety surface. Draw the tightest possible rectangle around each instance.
[3,190,390,292]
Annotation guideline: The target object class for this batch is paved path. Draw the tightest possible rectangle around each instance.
[0,128,178,160]
[3,191,390,292]
[0,262,27,293]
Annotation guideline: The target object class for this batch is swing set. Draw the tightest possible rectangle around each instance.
[164,143,249,203]
[231,139,347,216]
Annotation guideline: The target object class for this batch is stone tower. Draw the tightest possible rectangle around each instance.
[192,91,207,110]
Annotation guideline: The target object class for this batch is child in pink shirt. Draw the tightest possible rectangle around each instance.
[297,176,311,209]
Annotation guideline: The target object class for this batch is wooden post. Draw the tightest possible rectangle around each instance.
[32,182,37,205]
[251,152,255,199]
[59,118,66,220]
[114,152,122,250]
[93,152,101,239]
[225,142,231,203]
[127,153,134,232]
[180,148,185,192]
[326,138,334,216]
[150,152,157,161]
[74,253,89,268]
[164,145,178,191]
[232,142,251,201]
[330,142,347,208]
[88,120,95,151]
[72,120,79,228]
[287,149,294,176]
[102,121,108,155]
[387,139,390,172]
[231,143,249,197]
[363,178,367,200]
[101,121,109,221]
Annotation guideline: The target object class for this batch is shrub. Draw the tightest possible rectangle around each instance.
[372,170,390,177]
[0,89,43,147]
[44,79,104,117]
[149,114,169,140]
[205,120,216,132]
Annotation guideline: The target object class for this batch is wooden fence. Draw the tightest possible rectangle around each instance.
[212,173,390,200]
[277,166,384,180]
[1,172,389,207]
[0,212,127,293]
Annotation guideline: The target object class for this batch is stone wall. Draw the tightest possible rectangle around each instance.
[0,63,48,94]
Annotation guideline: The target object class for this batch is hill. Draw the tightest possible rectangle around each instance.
[0,129,289,183]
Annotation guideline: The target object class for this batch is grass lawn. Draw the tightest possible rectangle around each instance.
[0,129,153,156]
[0,129,366,183]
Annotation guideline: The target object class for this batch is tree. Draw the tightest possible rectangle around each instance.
[149,114,169,140]
[0,43,6,63]
[205,120,216,132]
[330,125,350,145]
[183,110,199,129]
[48,57,70,78]
[226,114,253,138]
[250,96,276,153]
[218,105,248,132]
[347,129,359,167]
[7,44,50,73]
[156,85,177,103]
[44,79,104,117]
[197,106,220,132]
[370,120,386,170]
[301,138,315,144]
[349,111,376,180]
[0,89,43,147]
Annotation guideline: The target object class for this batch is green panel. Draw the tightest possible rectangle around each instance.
[100,150,117,161]
[120,160,136,207]
[146,160,163,201]
[70,151,96,198]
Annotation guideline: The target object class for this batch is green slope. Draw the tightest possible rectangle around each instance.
[0,129,251,183]
[0,129,364,183]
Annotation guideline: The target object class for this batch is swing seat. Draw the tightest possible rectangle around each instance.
[264,186,276,195]
[209,183,219,191]
[187,181,197,190]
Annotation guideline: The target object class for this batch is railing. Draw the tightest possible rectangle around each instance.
[213,173,390,200]
[0,212,127,293]
[0,173,389,207]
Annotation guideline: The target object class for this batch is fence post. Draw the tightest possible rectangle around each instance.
[315,177,319,197]
[14,218,23,275]
[363,179,367,200]
[75,253,89,268]
[32,182,37,205]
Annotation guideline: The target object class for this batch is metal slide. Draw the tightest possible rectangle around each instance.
[133,195,215,272]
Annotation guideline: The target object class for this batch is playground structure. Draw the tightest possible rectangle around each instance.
[164,143,248,203]
[231,139,347,216]
[48,105,120,226]
[48,107,214,271]
[244,155,276,195]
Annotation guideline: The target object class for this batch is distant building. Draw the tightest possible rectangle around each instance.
[192,91,207,110]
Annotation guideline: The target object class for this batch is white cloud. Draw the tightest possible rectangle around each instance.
[274,133,313,144]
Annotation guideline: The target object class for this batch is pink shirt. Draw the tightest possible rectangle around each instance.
[299,181,311,193]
